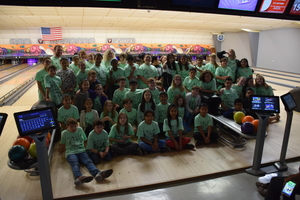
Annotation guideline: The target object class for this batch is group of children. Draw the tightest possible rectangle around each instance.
[35,46,279,185]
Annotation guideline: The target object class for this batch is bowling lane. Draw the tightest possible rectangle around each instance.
[254,73,299,88]
[0,64,31,79]
[13,82,38,106]
[0,64,13,70]
[252,67,300,78]
[0,65,43,97]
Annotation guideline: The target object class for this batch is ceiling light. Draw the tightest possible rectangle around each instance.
[241,28,260,32]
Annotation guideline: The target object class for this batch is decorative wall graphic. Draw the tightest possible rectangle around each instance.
[0,43,212,57]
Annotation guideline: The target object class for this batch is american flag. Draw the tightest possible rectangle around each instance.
[41,27,62,41]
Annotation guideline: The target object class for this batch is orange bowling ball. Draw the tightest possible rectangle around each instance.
[251,119,259,132]
[13,138,31,150]
[242,115,255,124]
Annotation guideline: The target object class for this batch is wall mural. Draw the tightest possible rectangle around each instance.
[0,43,212,57]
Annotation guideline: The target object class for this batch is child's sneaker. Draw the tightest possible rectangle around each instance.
[95,169,113,182]
[133,149,143,156]
[160,146,171,153]
[195,140,203,147]
[185,143,195,150]
[74,176,94,186]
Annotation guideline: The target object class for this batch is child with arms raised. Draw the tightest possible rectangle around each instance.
[80,98,99,136]
[109,113,141,155]
[164,105,195,150]
[137,110,170,154]
[59,118,113,186]
[193,103,219,147]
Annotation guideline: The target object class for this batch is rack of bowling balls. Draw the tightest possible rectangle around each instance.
[8,132,52,174]
[233,112,259,135]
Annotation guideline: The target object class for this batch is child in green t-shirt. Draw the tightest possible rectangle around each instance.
[74,80,90,114]
[193,103,219,147]
[58,94,79,130]
[155,92,170,135]
[112,77,129,111]
[220,77,239,111]
[100,100,118,133]
[215,57,232,90]
[87,119,112,164]
[147,77,160,105]
[119,98,137,133]
[59,118,113,186]
[80,98,99,136]
[137,110,170,154]
[124,79,143,110]
[109,113,141,155]
[44,64,63,107]
[36,57,51,101]
[76,61,89,90]
[108,58,125,99]
[69,55,80,74]
[137,90,156,125]
[183,67,200,93]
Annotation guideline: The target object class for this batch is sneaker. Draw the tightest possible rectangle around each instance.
[74,176,94,186]
[140,148,148,155]
[160,146,171,153]
[95,169,113,182]
[257,186,268,197]
[185,143,195,150]
[195,140,203,147]
[133,149,143,156]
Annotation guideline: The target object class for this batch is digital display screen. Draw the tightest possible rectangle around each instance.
[259,0,290,13]
[289,0,300,15]
[0,113,8,136]
[218,0,259,11]
[281,93,297,111]
[14,108,58,136]
[172,0,217,8]
[250,96,280,113]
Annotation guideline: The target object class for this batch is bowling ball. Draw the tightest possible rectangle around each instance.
[13,138,30,150]
[241,122,255,135]
[242,115,255,124]
[22,136,33,143]
[233,111,245,124]
[8,145,27,162]
[28,143,37,158]
[251,119,259,132]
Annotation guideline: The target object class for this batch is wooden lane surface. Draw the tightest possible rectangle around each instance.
[1,71,300,200]
[13,83,39,106]
[0,64,30,79]
[0,65,43,97]
[252,67,300,77]
[253,72,300,85]
[0,64,13,70]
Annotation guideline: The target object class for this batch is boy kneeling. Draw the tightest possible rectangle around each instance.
[59,118,113,186]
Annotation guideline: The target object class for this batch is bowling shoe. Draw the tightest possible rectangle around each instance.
[95,169,113,182]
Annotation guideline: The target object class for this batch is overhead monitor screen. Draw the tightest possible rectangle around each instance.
[289,0,300,15]
[250,95,280,113]
[172,0,217,8]
[259,0,290,13]
[218,0,259,11]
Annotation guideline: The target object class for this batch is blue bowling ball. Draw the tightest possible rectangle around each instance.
[8,145,27,162]
[241,122,255,135]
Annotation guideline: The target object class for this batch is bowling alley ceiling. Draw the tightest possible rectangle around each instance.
[0,6,299,32]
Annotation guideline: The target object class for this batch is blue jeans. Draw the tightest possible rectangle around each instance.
[139,140,166,152]
[66,152,100,179]
[88,150,113,164]
[184,109,195,127]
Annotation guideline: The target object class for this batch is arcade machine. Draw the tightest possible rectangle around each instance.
[8,101,59,200]
[246,92,298,176]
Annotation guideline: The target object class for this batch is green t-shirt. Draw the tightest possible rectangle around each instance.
[178,107,185,119]
[196,65,206,78]
[215,66,232,83]
[199,79,217,91]
[44,74,63,106]
[86,130,109,152]
[119,108,137,125]
[85,60,94,70]
[205,63,219,75]
[69,63,80,75]
[124,89,144,110]
[124,63,139,87]
[137,121,160,143]
[50,56,61,70]
[220,88,239,109]
[237,67,253,80]
[183,76,200,91]
[93,96,102,113]
[101,60,112,73]
[137,64,158,89]
[231,84,243,99]
[90,64,108,86]
[194,114,213,133]
[100,111,118,128]
[137,102,154,124]
[84,111,96,126]
[60,127,87,157]
[176,64,193,80]
[227,58,237,82]
[108,124,134,144]
[167,87,186,104]
[76,71,88,86]
[149,88,160,105]
[35,68,48,101]
[255,85,274,96]
[58,105,80,125]
[119,63,127,69]
[155,103,170,123]
[163,117,184,138]
[112,88,130,108]
[189,96,197,111]
[109,67,125,86]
